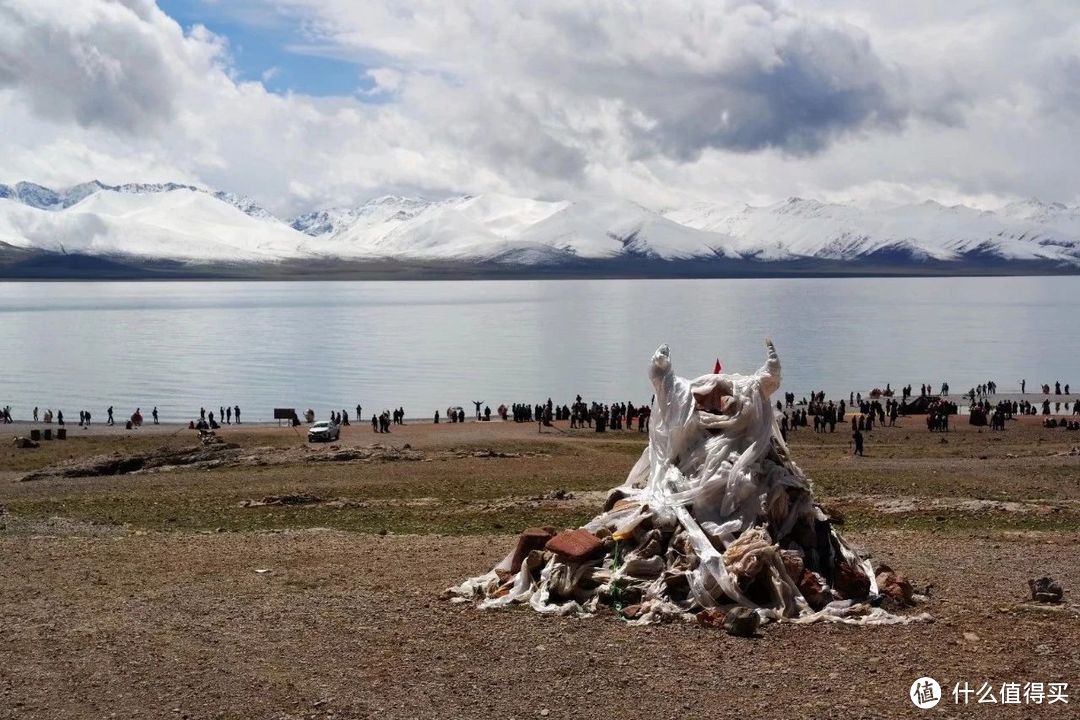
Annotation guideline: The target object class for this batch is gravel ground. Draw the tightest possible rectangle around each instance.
[1,528,1077,719]
[2,417,1078,718]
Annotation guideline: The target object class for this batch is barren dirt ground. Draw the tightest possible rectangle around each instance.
[1,417,1078,719]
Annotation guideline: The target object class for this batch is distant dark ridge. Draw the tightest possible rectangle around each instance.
[0,251,225,280]
[0,248,1077,280]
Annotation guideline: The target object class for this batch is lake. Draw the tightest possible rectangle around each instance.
[0,277,1077,422]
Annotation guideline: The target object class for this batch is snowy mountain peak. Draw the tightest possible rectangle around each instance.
[364,194,432,209]
[999,197,1071,221]
[0,180,275,220]
[770,197,829,216]
[7,181,65,210]
[289,207,362,237]
[210,191,276,221]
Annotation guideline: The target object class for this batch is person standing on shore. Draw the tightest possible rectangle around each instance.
[220,406,225,424]
[371,414,379,432]
[234,405,241,424]
[200,407,206,422]
[107,406,115,426]
[356,404,362,422]
[1021,379,1026,394]
[57,409,64,426]
[152,407,159,424]
[226,406,231,424]
[851,428,864,456]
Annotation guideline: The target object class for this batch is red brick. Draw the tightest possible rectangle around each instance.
[545,529,604,563]
[509,527,555,572]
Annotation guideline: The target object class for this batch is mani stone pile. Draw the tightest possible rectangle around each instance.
[448,341,930,631]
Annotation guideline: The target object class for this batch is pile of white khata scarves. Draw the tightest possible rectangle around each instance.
[448,341,931,627]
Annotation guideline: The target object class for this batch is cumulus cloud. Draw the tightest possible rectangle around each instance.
[282,1,916,160]
[0,0,220,133]
[0,0,1078,214]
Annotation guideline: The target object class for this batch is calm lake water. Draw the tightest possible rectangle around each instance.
[0,277,1077,422]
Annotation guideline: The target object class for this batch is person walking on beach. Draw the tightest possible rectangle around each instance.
[851,428,864,456]
[57,409,64,426]
[152,407,159,424]
[234,405,241,424]
[107,406,115,426]
[371,414,379,432]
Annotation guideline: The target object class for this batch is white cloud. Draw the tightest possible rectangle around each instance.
[0,0,1078,216]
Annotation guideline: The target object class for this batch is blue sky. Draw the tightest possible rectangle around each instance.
[157,0,375,97]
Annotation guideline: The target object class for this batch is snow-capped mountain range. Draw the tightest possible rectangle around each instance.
[1,179,1078,273]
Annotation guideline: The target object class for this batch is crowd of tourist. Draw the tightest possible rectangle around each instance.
[498,396,651,432]
[7,377,1078,444]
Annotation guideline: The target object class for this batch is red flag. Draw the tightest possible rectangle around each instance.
[713,358,722,374]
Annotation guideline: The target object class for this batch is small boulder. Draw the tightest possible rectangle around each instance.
[876,569,915,607]
[722,607,760,637]
[696,607,725,628]
[833,561,871,601]
[1028,576,1064,604]
[797,569,831,610]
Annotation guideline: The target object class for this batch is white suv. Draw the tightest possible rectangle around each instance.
[307,420,340,442]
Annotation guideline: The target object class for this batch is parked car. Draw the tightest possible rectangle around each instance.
[307,420,340,442]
